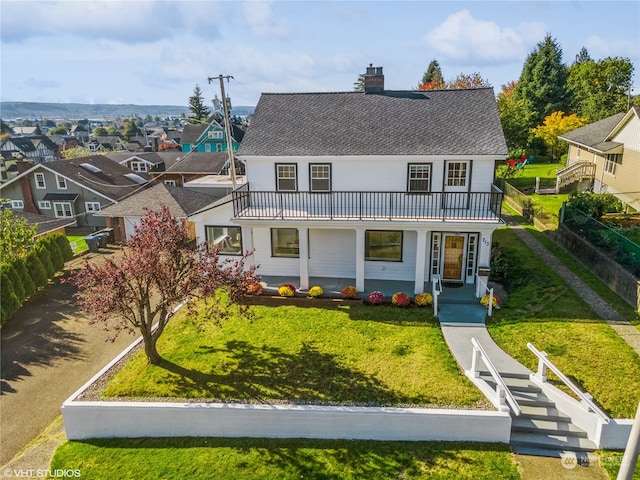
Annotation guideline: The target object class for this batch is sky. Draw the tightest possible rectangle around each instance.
[1,0,639,109]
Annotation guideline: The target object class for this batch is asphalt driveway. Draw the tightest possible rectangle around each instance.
[0,247,136,466]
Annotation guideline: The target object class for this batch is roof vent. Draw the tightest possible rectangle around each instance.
[79,162,102,173]
[364,64,384,94]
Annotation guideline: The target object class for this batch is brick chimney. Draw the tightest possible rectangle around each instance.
[17,161,40,214]
[364,64,384,94]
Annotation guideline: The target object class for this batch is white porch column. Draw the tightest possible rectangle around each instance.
[414,229,427,294]
[478,230,492,266]
[241,226,254,259]
[355,228,365,293]
[298,227,309,290]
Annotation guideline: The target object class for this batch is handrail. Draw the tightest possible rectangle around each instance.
[470,338,521,416]
[527,342,610,422]
[475,273,493,316]
[432,275,442,316]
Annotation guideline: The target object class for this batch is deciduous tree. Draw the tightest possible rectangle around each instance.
[71,206,259,365]
[0,209,36,262]
[447,72,491,89]
[497,81,535,151]
[532,111,587,160]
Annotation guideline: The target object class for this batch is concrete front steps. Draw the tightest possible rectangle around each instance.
[478,370,598,458]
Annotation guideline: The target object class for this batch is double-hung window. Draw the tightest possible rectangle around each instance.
[53,202,73,218]
[310,164,331,192]
[407,164,432,192]
[365,230,403,262]
[35,173,46,189]
[56,175,67,189]
[85,202,101,213]
[276,164,297,191]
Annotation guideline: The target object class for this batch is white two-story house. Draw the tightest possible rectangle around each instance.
[190,67,507,295]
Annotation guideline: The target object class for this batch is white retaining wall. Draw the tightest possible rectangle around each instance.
[61,334,512,443]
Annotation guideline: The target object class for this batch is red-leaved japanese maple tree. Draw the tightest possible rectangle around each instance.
[72,206,258,365]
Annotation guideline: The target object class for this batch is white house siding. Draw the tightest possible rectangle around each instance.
[308,229,356,278]
[243,155,499,193]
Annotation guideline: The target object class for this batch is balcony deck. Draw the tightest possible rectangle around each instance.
[232,186,504,223]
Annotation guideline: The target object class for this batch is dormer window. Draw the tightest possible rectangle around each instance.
[208,130,224,139]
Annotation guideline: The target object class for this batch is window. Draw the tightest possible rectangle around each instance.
[208,130,223,139]
[408,164,432,192]
[38,200,51,209]
[365,230,403,262]
[35,173,46,189]
[216,144,223,152]
[56,175,67,189]
[164,180,177,186]
[310,164,331,192]
[131,162,147,172]
[271,228,299,257]
[11,200,24,209]
[604,153,621,175]
[276,164,297,191]
[205,226,242,255]
[53,202,73,218]
[446,162,468,187]
[85,202,101,213]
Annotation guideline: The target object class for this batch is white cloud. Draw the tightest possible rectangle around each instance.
[423,10,546,65]
[584,35,639,60]
[0,0,222,44]
[240,1,290,39]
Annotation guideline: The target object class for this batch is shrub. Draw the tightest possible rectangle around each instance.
[278,284,296,297]
[55,234,74,262]
[309,286,323,298]
[567,192,623,219]
[40,236,64,272]
[480,293,501,308]
[25,251,48,288]
[1,263,26,302]
[414,292,433,307]
[368,291,385,305]
[34,244,55,278]
[341,286,357,299]
[391,292,410,307]
[246,283,263,296]
[1,271,20,324]
[13,258,36,298]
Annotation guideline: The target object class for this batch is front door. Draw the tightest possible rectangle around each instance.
[443,235,465,281]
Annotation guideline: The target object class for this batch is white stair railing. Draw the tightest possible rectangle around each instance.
[431,275,442,316]
[527,342,610,422]
[475,274,494,316]
[468,338,521,416]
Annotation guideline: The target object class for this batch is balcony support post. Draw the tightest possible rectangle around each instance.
[355,228,365,292]
[298,227,309,290]
[414,229,427,294]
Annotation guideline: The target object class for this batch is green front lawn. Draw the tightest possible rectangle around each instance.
[66,235,88,254]
[506,162,564,190]
[104,302,485,408]
[50,438,519,480]
[488,227,640,418]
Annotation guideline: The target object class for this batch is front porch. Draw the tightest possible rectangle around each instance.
[256,275,478,304]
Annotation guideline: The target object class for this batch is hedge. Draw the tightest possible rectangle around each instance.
[1,271,20,325]
[1,262,26,302]
[41,235,64,272]
[25,251,48,289]
[13,258,36,298]
[53,233,74,262]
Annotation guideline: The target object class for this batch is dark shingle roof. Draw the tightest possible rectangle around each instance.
[238,88,507,157]
[13,210,76,235]
[558,112,626,149]
[42,155,150,201]
[97,183,218,218]
[164,152,228,174]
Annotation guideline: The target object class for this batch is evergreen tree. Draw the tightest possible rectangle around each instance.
[513,34,569,129]
[574,47,591,65]
[188,84,211,124]
[421,60,445,90]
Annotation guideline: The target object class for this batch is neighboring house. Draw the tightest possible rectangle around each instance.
[0,136,59,163]
[180,115,240,153]
[189,66,507,294]
[12,126,39,136]
[148,151,241,188]
[49,134,80,152]
[70,124,90,142]
[96,182,219,243]
[87,136,127,152]
[557,106,640,210]
[1,154,19,183]
[105,151,183,175]
[0,155,150,229]
[11,210,76,239]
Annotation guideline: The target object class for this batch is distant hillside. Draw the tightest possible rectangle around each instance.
[0,102,254,120]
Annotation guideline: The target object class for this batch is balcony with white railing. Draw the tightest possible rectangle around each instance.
[232,184,504,223]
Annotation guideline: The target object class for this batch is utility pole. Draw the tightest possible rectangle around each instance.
[208,74,237,190]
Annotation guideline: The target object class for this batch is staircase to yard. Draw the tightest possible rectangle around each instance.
[477,370,598,457]
[555,161,596,192]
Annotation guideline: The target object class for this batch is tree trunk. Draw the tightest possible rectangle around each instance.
[142,331,163,365]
